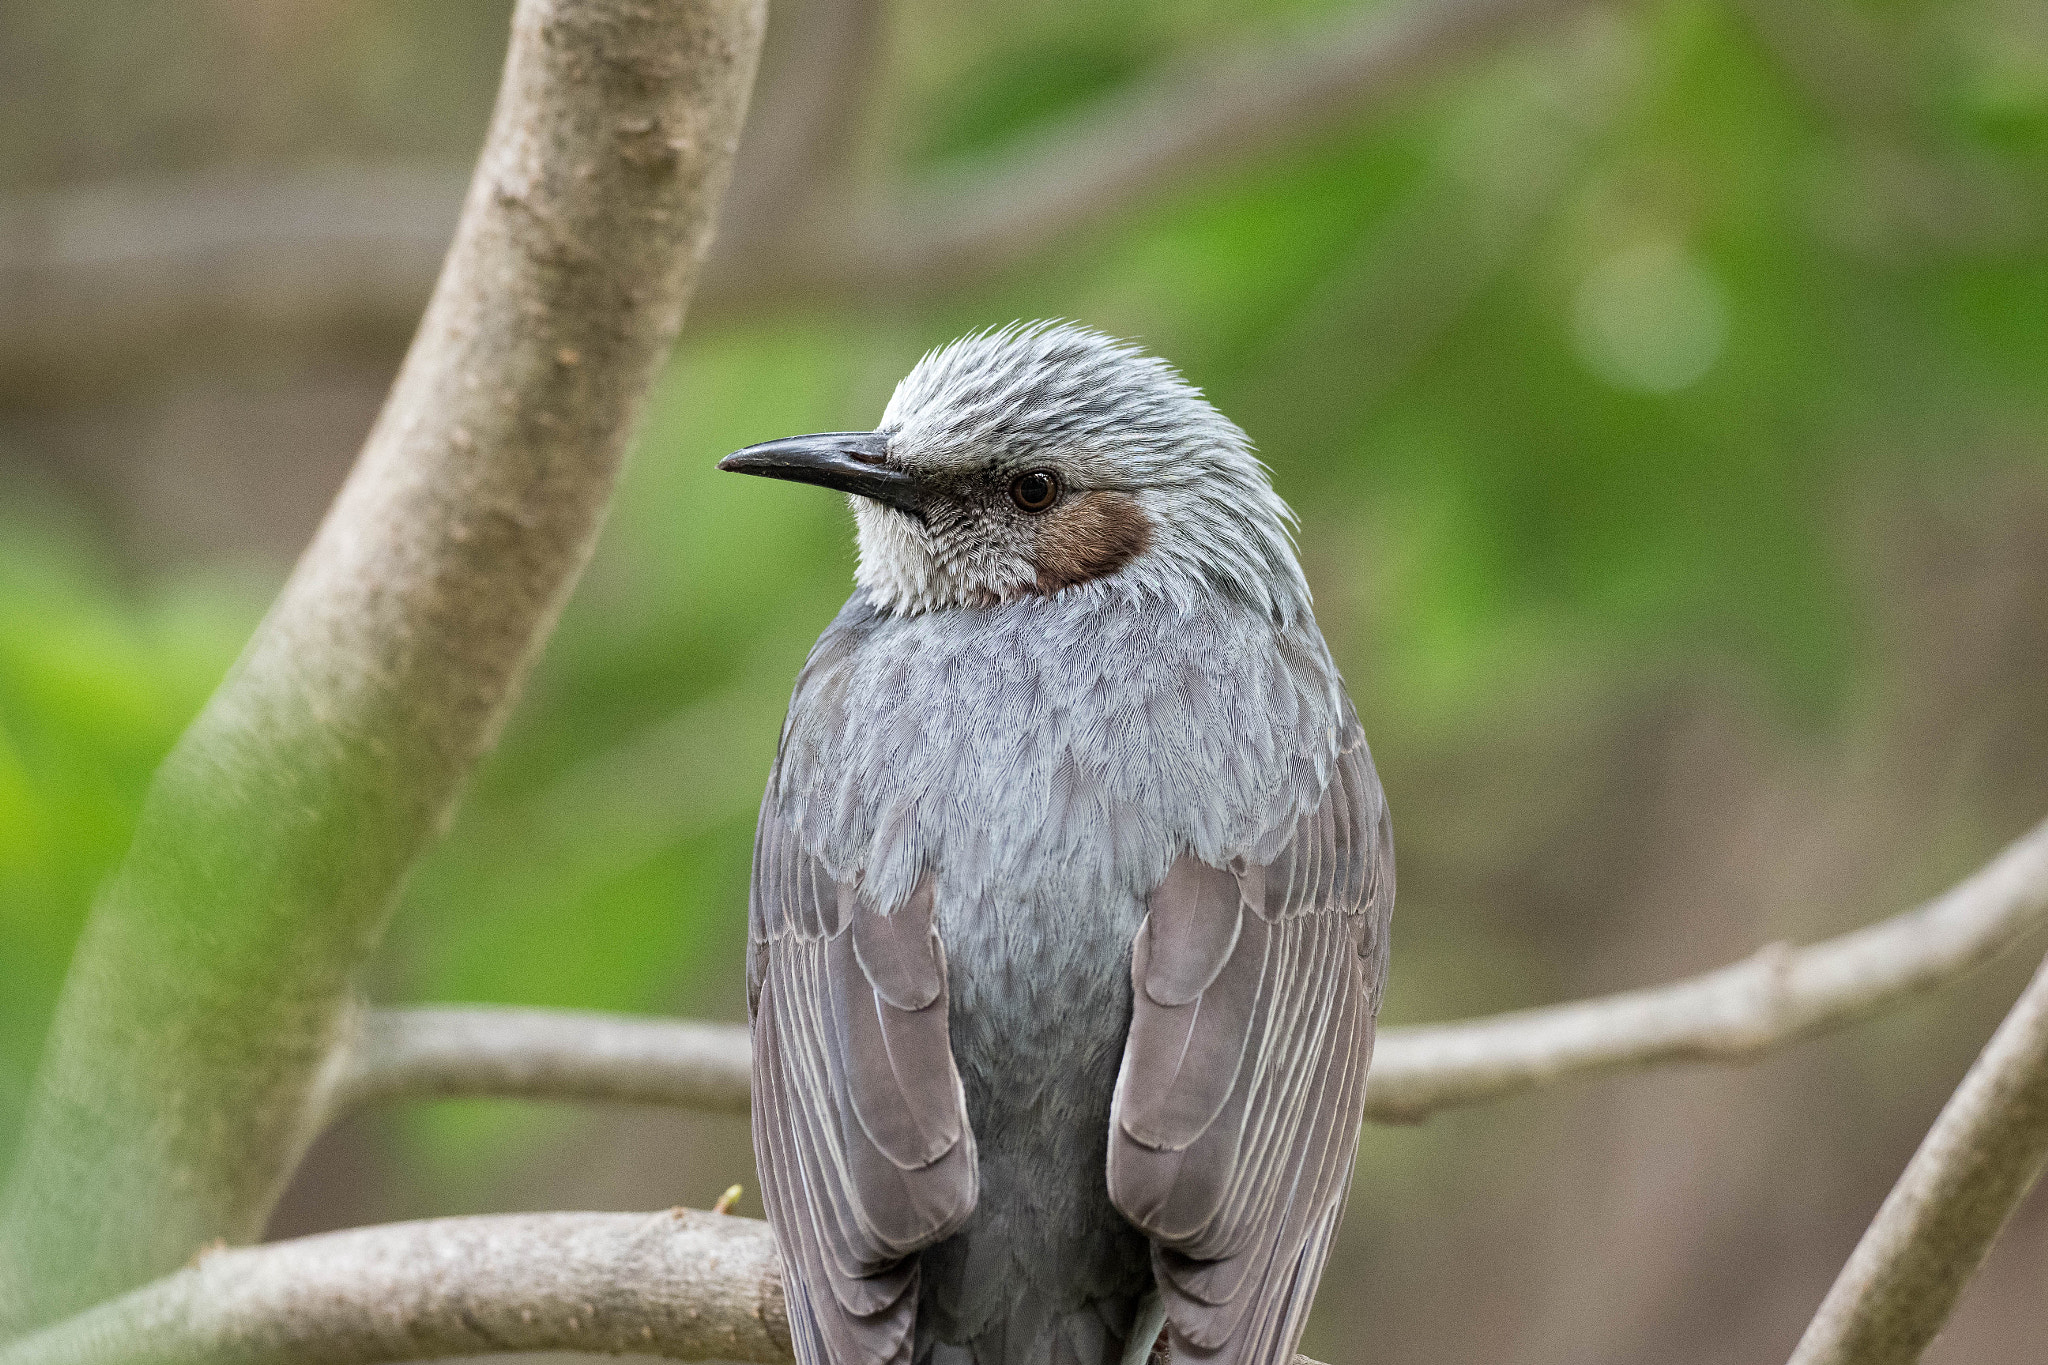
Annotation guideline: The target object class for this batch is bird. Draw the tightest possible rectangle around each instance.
[718,323,1393,1365]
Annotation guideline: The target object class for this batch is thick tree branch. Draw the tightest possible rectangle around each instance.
[327,817,2048,1126]
[0,1211,790,1365]
[0,0,765,1334]
[0,0,1589,400]
[0,1209,1315,1365]
[1787,949,2048,1365]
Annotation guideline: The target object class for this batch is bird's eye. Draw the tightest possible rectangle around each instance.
[1010,470,1060,513]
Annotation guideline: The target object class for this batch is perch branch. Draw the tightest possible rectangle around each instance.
[1787,948,2048,1365]
[327,817,2048,1127]
[0,1210,1322,1365]
[0,1211,789,1365]
[0,0,765,1334]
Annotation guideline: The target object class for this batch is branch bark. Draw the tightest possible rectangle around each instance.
[323,816,2048,1126]
[1786,949,2048,1365]
[0,0,764,1335]
[0,1210,1317,1365]
[0,0,1588,400]
[330,1005,753,1118]
[0,1211,790,1365]
[15,899,2048,1365]
[1366,813,2048,1120]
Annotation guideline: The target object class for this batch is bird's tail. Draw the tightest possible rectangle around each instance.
[920,1291,1161,1365]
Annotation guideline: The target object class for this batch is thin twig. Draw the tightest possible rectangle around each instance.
[1787,949,2048,1365]
[0,0,765,1334]
[326,817,2048,1126]
[327,1005,753,1119]
[1370,815,2048,1119]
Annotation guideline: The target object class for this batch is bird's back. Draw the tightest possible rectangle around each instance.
[760,585,1355,1365]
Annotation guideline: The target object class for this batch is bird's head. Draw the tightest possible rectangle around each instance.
[718,323,1308,620]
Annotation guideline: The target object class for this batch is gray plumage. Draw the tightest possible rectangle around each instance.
[726,324,1393,1365]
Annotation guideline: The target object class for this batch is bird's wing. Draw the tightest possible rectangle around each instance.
[1108,715,1392,1365]
[748,803,979,1365]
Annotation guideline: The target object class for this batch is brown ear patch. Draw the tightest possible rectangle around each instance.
[1033,490,1153,594]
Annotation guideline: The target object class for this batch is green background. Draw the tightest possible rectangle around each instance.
[3,0,2046,1359]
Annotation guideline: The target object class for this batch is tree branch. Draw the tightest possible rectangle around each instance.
[325,816,2048,1127]
[329,1005,753,1118]
[0,1211,790,1365]
[1366,813,2048,1120]
[0,0,765,1334]
[1787,948,2048,1365]
[0,0,1590,399]
[18,897,2048,1365]
[25,911,2048,1365]
[0,1208,1319,1365]
[20,752,2039,1365]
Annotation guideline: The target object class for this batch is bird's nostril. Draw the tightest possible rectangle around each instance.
[846,447,886,465]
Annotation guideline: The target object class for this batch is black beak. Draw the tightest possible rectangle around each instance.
[717,432,919,515]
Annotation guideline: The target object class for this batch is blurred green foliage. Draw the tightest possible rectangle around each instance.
[3,0,2046,1189]
[0,509,266,1162]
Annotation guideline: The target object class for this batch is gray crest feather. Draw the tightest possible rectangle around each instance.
[857,323,1310,623]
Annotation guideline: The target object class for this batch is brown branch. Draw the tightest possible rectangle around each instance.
[0,1211,790,1365]
[0,1209,1320,1365]
[1787,949,2048,1365]
[1367,813,2048,1120]
[0,0,765,1335]
[328,1005,753,1118]
[324,816,2048,1128]
[21,753,2037,1365]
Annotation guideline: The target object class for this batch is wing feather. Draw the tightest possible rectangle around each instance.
[1109,720,1393,1365]
[751,808,979,1365]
